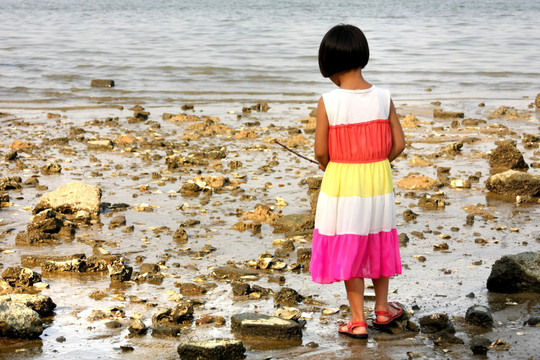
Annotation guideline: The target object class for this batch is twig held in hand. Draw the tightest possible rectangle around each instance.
[273,140,318,164]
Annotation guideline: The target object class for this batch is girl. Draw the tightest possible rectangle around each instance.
[309,24,406,339]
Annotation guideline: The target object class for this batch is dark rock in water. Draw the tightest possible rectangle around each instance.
[535,93,540,108]
[128,319,148,335]
[1,266,42,288]
[152,301,194,336]
[0,176,22,191]
[419,313,463,345]
[176,282,207,296]
[469,336,491,355]
[523,133,540,149]
[105,320,122,329]
[0,192,10,207]
[0,301,43,338]
[231,313,302,340]
[465,305,493,328]
[489,142,528,172]
[487,252,540,293]
[485,170,540,197]
[466,292,476,298]
[177,338,245,360]
[273,214,314,234]
[0,294,56,317]
[91,79,115,88]
[274,287,303,305]
[524,316,540,327]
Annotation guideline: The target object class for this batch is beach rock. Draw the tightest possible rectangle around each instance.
[297,247,311,264]
[0,294,56,317]
[41,255,112,273]
[231,313,302,340]
[470,336,491,355]
[128,319,148,335]
[524,316,540,327]
[152,301,194,336]
[166,154,209,170]
[212,266,260,280]
[10,140,35,151]
[403,209,418,222]
[419,313,463,345]
[489,142,528,171]
[487,252,540,293]
[5,150,18,161]
[34,181,102,216]
[536,93,540,108]
[396,175,440,190]
[400,114,420,128]
[173,226,189,243]
[0,301,43,338]
[108,260,133,283]
[465,305,493,328]
[87,139,114,150]
[433,109,464,119]
[91,79,115,87]
[176,282,207,296]
[21,253,85,268]
[177,338,245,360]
[485,170,540,196]
[108,215,126,229]
[41,163,62,175]
[140,263,160,274]
[0,176,22,191]
[1,266,42,288]
[273,214,314,234]
[274,287,303,305]
[231,282,251,297]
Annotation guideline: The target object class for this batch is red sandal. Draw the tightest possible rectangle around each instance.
[338,320,368,339]
[372,302,403,328]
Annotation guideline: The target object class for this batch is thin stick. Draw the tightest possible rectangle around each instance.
[274,140,318,164]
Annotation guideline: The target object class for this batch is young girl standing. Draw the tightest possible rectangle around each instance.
[310,24,406,339]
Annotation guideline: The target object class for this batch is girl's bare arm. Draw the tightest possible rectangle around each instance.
[314,97,330,171]
[387,99,405,163]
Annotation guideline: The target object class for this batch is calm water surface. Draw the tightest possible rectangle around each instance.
[0,0,539,109]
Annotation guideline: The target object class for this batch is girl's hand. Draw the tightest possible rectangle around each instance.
[318,163,326,171]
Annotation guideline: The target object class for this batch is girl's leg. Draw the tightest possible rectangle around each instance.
[372,276,399,322]
[340,277,367,334]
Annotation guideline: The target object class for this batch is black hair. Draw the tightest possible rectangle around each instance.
[318,24,370,78]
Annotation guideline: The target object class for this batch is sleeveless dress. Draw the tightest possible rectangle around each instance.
[309,86,402,284]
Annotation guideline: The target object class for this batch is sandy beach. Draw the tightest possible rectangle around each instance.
[0,95,539,359]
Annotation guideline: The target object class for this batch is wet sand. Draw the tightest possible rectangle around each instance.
[0,97,539,359]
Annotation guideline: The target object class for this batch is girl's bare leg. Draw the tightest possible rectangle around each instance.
[340,277,367,334]
[373,276,396,322]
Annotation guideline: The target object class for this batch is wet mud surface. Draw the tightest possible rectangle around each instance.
[0,99,539,359]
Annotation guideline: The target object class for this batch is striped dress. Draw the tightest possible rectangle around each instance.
[310,86,402,284]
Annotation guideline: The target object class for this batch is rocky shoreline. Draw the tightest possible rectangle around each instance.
[0,96,539,359]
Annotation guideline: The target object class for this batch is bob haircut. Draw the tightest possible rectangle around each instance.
[318,24,370,78]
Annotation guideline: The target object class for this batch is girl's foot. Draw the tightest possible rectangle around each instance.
[373,302,403,327]
[338,320,368,339]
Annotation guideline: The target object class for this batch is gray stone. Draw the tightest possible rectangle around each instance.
[231,313,302,340]
[524,316,540,326]
[0,301,43,338]
[34,181,102,215]
[177,338,245,360]
[419,313,463,346]
[485,170,540,196]
[0,294,56,317]
[274,287,303,305]
[465,305,493,328]
[487,252,540,293]
[470,336,491,355]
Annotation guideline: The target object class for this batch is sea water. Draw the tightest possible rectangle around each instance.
[0,0,539,110]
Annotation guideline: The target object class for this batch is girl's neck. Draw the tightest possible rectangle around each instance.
[330,68,371,90]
